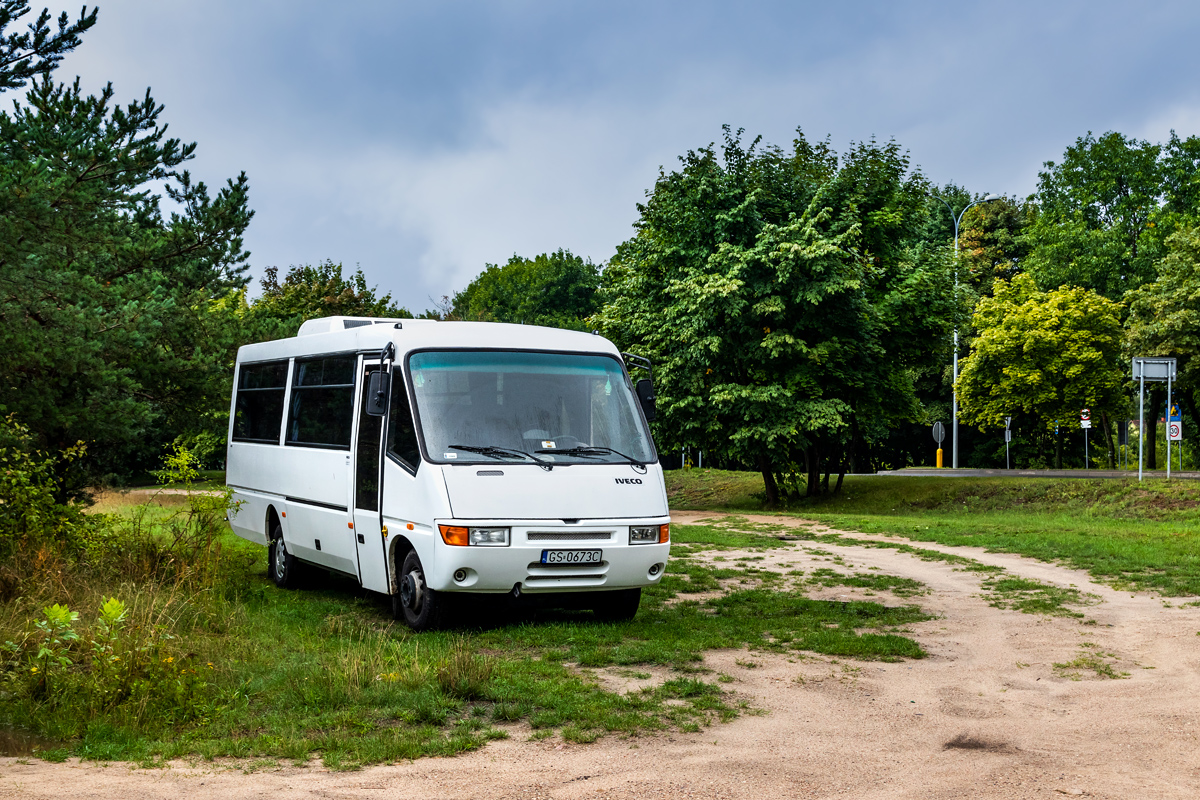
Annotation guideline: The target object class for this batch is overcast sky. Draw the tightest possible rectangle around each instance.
[55,1,1200,312]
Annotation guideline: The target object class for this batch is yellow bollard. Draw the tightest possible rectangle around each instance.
[936,448,943,468]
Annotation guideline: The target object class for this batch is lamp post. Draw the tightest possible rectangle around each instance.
[931,192,1002,469]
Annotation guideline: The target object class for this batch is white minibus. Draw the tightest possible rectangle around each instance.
[225,316,670,630]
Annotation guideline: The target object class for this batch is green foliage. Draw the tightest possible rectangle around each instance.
[958,274,1124,432]
[598,127,956,500]
[1022,130,1192,301]
[956,197,1031,293]
[450,249,600,330]
[1126,226,1200,433]
[249,260,412,329]
[0,2,96,91]
[0,415,90,559]
[2,597,213,730]
[0,6,253,481]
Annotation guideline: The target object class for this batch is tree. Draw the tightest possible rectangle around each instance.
[249,260,412,328]
[0,2,95,90]
[450,249,601,330]
[0,4,253,480]
[956,197,1031,294]
[598,127,957,502]
[1023,132,1165,301]
[1125,226,1200,467]
[957,274,1124,468]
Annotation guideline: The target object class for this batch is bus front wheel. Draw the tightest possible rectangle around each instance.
[393,550,445,631]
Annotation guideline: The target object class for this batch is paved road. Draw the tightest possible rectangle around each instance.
[877,467,1200,480]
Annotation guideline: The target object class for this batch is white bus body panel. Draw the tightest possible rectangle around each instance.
[441,462,668,520]
[226,318,670,605]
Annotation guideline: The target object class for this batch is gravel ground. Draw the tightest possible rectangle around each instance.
[3,511,1199,799]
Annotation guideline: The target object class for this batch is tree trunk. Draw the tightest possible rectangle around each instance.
[759,455,779,506]
[849,417,860,475]
[1147,387,1161,470]
[806,445,821,497]
[1100,411,1115,469]
[1183,392,1200,469]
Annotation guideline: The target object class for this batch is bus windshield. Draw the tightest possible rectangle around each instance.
[407,350,655,466]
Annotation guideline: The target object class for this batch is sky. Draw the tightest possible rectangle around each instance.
[51,0,1200,312]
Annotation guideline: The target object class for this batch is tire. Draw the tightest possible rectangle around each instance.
[393,549,446,631]
[268,521,299,589]
[593,587,641,622]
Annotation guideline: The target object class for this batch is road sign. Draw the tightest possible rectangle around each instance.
[1169,404,1181,422]
[1169,421,1183,442]
[1132,357,1177,382]
[1081,420,1092,429]
[1081,408,1090,421]
[932,421,945,445]
[1004,430,1012,442]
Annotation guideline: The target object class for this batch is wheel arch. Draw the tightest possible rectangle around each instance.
[266,504,282,539]
[386,534,415,593]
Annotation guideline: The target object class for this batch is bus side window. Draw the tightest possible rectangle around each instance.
[286,355,357,449]
[387,374,421,473]
[232,360,289,443]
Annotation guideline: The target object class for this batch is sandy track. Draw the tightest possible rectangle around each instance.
[4,512,1200,799]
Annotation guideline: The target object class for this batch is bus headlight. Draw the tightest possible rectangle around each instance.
[439,525,511,546]
[630,526,658,544]
[469,527,510,546]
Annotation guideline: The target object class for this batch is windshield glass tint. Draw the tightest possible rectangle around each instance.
[408,351,654,464]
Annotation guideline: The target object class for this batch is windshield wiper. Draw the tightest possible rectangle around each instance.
[536,446,647,470]
[449,444,554,471]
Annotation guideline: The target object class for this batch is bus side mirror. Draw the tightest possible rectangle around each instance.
[635,378,656,423]
[366,371,391,416]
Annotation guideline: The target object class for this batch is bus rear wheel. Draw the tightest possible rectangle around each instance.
[593,587,641,622]
[268,521,299,589]
[393,550,446,631]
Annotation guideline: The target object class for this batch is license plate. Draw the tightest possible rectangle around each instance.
[540,549,603,565]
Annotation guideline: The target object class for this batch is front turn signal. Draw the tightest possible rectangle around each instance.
[439,524,469,546]
[659,523,670,543]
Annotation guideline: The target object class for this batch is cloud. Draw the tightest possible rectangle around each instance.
[43,0,1200,312]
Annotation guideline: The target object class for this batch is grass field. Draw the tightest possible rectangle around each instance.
[667,468,1200,596]
[8,466,1197,766]
[0,492,928,768]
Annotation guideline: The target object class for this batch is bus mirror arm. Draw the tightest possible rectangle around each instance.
[366,343,397,417]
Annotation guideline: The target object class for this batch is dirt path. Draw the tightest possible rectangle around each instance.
[4,512,1200,799]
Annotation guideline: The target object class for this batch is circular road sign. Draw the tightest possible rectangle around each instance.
[932,421,945,445]
[1081,408,1090,421]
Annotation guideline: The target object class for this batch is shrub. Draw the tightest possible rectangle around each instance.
[0,415,91,561]
[1,597,213,733]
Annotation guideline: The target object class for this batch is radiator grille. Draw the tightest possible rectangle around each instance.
[526,531,613,541]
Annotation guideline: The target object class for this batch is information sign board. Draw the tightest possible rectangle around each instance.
[1132,357,1177,382]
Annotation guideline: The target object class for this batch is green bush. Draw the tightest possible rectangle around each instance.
[0,415,92,561]
[1,597,214,734]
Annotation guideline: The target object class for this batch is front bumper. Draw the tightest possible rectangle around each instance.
[424,518,671,593]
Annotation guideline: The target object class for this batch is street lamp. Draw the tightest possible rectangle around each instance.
[931,192,1003,469]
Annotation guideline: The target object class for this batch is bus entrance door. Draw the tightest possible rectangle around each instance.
[352,363,389,593]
